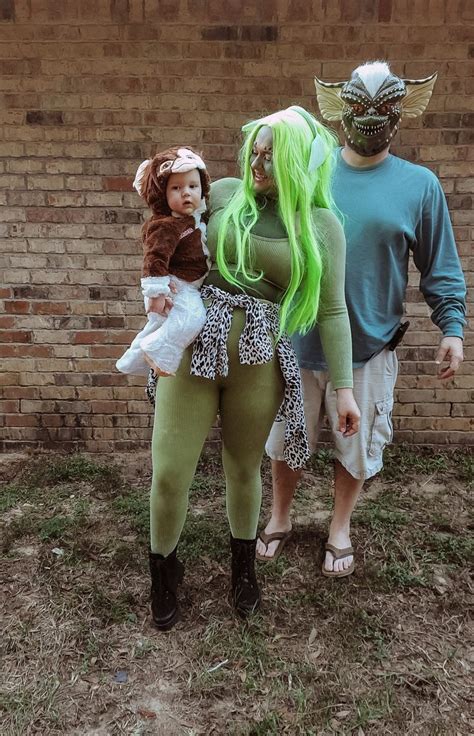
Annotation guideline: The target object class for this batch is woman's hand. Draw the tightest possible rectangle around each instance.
[336,388,361,437]
[147,294,173,317]
[143,353,172,377]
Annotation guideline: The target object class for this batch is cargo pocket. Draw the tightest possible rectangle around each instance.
[368,396,394,458]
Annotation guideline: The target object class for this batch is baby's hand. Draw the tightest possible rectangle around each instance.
[147,294,173,316]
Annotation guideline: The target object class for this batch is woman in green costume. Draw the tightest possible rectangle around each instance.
[145,106,360,630]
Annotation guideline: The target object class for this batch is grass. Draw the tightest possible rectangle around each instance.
[232,712,282,735]
[113,490,149,540]
[1,675,62,735]
[0,485,24,513]
[377,559,428,590]
[79,635,100,675]
[417,531,473,566]
[351,688,395,729]
[20,454,122,494]
[180,515,231,562]
[1,447,472,735]
[306,449,334,479]
[88,586,138,626]
[379,445,470,482]
[355,501,409,533]
[190,462,226,501]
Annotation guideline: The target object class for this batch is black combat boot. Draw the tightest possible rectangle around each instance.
[149,548,184,631]
[230,535,261,617]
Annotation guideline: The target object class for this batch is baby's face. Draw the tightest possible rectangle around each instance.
[166,169,202,216]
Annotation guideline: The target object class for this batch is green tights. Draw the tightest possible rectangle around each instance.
[150,309,284,556]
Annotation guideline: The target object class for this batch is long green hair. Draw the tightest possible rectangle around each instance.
[216,105,338,335]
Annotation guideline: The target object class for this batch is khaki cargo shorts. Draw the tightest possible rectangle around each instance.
[266,349,398,481]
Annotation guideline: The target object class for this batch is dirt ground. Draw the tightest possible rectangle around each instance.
[1,446,472,736]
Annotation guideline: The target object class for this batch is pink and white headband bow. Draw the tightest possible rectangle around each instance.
[244,108,330,174]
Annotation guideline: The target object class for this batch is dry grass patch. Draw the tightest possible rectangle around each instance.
[1,447,472,735]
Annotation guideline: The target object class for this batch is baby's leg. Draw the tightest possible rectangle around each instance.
[116,312,165,376]
[140,285,206,376]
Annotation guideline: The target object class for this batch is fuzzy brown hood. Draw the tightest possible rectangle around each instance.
[138,146,211,217]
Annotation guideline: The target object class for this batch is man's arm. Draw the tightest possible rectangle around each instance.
[411,175,467,379]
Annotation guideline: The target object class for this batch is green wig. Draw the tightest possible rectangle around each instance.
[216,105,339,335]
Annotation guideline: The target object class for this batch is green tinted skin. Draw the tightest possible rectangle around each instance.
[250,126,274,196]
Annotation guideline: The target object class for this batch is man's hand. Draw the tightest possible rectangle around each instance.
[435,336,463,380]
[336,388,361,437]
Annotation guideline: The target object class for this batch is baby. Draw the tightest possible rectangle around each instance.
[116,147,211,377]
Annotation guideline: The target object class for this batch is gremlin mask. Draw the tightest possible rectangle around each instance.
[314,61,437,157]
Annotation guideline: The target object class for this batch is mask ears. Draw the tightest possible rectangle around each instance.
[314,78,345,121]
[401,72,438,118]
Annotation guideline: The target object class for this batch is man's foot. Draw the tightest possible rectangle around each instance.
[255,520,292,561]
[322,530,354,577]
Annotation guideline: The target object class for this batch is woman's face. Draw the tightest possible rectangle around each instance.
[250,126,274,195]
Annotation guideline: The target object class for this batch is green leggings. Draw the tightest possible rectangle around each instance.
[150,309,284,556]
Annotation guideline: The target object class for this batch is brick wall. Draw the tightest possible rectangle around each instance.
[1,0,472,452]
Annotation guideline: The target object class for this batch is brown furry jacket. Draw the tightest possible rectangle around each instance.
[141,214,208,282]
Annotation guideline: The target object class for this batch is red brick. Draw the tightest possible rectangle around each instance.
[31,301,69,315]
[4,414,40,427]
[379,0,392,21]
[4,300,30,314]
[0,344,53,357]
[0,329,32,342]
[103,176,134,192]
[3,385,38,399]
[0,400,19,412]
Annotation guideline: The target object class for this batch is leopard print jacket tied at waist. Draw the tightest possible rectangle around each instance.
[190,284,310,470]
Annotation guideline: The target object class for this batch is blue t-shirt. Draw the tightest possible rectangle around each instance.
[294,149,466,370]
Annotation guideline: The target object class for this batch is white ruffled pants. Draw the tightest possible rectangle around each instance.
[116,278,206,376]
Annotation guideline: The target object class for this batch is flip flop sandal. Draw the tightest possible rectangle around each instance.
[322,542,355,578]
[256,530,292,563]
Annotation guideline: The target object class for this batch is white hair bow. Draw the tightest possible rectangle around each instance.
[308,136,330,173]
[247,108,305,129]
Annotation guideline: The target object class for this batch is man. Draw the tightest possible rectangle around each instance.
[257,61,466,576]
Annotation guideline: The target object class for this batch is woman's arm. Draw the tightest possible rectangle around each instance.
[315,209,353,388]
[315,209,360,436]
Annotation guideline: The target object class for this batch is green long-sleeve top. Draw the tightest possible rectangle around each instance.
[205,178,353,389]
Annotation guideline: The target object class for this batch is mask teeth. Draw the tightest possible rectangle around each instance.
[353,120,387,136]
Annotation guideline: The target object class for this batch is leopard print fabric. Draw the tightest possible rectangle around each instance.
[192,285,309,470]
[146,368,157,406]
[145,284,310,470]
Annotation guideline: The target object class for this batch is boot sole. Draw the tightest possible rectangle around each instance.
[152,606,180,631]
[232,595,261,618]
